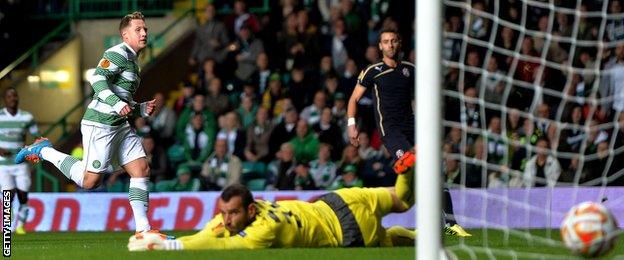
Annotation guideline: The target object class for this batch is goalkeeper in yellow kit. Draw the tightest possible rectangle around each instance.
[127,160,417,250]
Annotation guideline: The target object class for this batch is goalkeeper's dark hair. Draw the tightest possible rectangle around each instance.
[119,11,145,34]
[221,184,254,208]
[378,28,401,44]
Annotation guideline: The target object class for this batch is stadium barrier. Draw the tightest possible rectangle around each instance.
[7,188,623,232]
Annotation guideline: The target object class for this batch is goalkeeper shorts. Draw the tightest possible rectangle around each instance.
[319,187,394,247]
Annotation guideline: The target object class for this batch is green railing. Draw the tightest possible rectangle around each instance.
[0,20,71,81]
[144,7,195,64]
[31,0,175,20]
[32,0,271,20]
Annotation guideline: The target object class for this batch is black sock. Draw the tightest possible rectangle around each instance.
[442,187,457,225]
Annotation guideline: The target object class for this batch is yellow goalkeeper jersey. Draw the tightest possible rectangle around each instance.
[178,199,344,249]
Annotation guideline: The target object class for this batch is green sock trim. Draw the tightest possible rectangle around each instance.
[59,156,80,178]
[128,187,149,202]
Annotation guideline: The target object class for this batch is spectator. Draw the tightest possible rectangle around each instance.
[485,116,508,166]
[326,18,355,74]
[329,164,363,190]
[262,73,287,118]
[198,59,219,92]
[216,111,247,159]
[461,87,481,142]
[518,138,561,187]
[535,103,557,144]
[225,0,260,35]
[332,92,348,129]
[156,165,201,192]
[142,135,169,183]
[364,45,380,65]
[581,141,609,185]
[249,52,272,94]
[175,94,217,150]
[244,107,274,162]
[315,55,337,86]
[309,143,338,189]
[312,107,344,160]
[236,95,257,129]
[181,112,214,170]
[173,83,195,114]
[361,146,396,187]
[277,13,303,71]
[323,73,342,103]
[443,19,461,62]
[148,92,177,145]
[200,138,242,191]
[606,0,624,41]
[188,4,230,66]
[467,2,490,40]
[294,163,317,190]
[445,127,462,154]
[268,108,298,159]
[463,50,481,88]
[231,25,264,84]
[465,136,487,187]
[479,58,505,105]
[600,43,624,117]
[559,105,585,153]
[338,144,363,174]
[357,131,380,160]
[205,78,231,116]
[339,59,358,95]
[301,90,327,126]
[339,0,361,34]
[287,67,315,112]
[444,153,461,186]
[289,119,320,164]
[266,142,297,190]
[297,8,319,41]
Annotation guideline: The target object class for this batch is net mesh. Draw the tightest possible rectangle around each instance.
[441,0,624,257]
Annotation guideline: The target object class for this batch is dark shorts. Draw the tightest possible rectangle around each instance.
[380,122,414,159]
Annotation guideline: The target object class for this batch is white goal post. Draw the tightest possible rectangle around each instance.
[416,0,443,259]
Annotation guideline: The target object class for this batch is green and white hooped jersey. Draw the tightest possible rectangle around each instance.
[84,42,140,127]
[0,108,39,165]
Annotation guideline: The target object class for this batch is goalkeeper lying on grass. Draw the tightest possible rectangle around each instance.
[128,153,455,250]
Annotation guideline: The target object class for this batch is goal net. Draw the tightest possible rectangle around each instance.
[439,0,624,258]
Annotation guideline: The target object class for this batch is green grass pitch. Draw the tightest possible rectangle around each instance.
[8,229,623,259]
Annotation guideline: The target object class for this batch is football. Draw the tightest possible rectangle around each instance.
[560,202,619,257]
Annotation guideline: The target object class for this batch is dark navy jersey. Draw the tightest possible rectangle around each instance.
[357,60,415,136]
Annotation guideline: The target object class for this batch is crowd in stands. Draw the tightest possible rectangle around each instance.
[443,0,624,188]
[91,0,414,192]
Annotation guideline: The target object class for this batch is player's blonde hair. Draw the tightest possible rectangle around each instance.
[119,11,145,34]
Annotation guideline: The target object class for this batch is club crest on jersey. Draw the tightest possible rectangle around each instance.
[402,68,410,77]
[99,59,111,69]
[92,160,101,169]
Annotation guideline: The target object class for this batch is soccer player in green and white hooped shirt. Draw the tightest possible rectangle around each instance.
[15,12,165,236]
[0,88,39,234]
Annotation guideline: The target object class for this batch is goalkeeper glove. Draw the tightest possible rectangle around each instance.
[128,232,183,251]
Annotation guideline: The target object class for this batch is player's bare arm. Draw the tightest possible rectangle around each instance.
[347,85,367,147]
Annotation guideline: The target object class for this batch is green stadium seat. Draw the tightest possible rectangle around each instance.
[242,161,267,179]
[246,178,266,191]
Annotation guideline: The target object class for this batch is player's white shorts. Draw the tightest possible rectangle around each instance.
[81,123,146,173]
[0,164,31,191]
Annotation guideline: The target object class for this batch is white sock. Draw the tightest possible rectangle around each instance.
[16,204,28,227]
[129,178,150,232]
[41,147,85,187]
